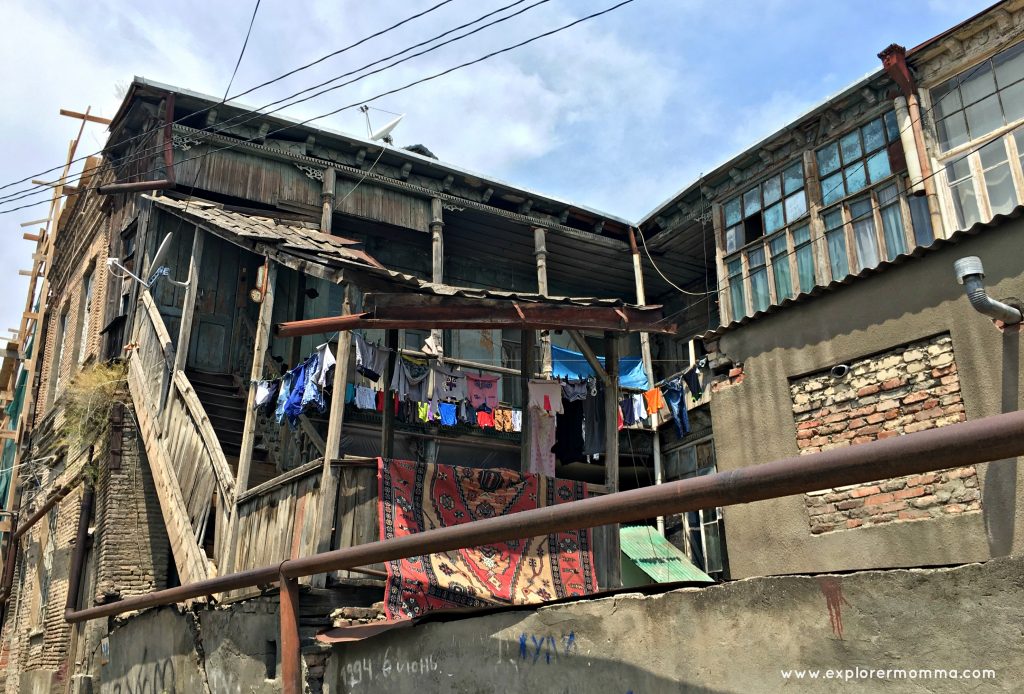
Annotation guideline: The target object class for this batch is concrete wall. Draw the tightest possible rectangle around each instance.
[711,220,1023,578]
[326,555,1024,693]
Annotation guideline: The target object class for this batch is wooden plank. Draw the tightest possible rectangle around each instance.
[601,332,621,589]
[567,330,611,386]
[236,458,323,504]
[324,284,352,459]
[174,371,235,500]
[59,108,112,125]
[173,228,204,373]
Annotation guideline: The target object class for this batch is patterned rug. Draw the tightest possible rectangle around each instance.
[379,458,598,619]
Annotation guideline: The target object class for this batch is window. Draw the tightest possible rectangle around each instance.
[932,41,1024,151]
[723,162,807,252]
[816,112,901,205]
[849,197,880,271]
[792,224,815,293]
[941,124,1024,231]
[946,153,981,228]
[51,311,69,399]
[877,184,908,259]
[823,209,849,281]
[747,246,770,313]
[768,234,792,302]
[727,257,745,319]
[78,270,94,364]
[979,137,1016,217]
[665,439,725,577]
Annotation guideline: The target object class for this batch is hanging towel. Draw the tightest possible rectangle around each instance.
[391,354,430,402]
[493,407,514,432]
[354,385,377,411]
[528,379,563,415]
[511,409,523,433]
[345,383,356,404]
[466,373,501,411]
[632,394,648,423]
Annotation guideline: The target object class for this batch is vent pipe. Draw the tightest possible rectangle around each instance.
[954,256,1022,325]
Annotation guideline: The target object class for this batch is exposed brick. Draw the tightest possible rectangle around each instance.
[837,499,864,510]
[881,377,906,391]
[864,492,896,506]
[850,486,881,498]
[857,384,880,397]
[797,420,820,430]
[899,509,932,521]
[895,487,925,500]
[902,391,930,404]
[876,430,899,440]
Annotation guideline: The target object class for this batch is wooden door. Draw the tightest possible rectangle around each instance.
[187,237,242,373]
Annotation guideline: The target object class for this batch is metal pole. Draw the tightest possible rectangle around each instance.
[381,330,399,459]
[279,573,302,694]
[64,409,1024,623]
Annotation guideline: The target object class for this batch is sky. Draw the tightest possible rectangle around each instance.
[0,0,995,340]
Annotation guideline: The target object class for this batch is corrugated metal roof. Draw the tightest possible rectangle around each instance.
[702,206,1024,340]
[619,525,714,584]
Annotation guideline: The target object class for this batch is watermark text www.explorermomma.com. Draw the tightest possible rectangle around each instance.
[780,667,996,682]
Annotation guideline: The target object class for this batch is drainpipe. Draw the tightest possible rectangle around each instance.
[893,97,925,195]
[64,482,95,616]
[98,92,176,196]
[878,45,944,234]
[0,506,19,607]
[627,227,665,536]
[954,256,1023,325]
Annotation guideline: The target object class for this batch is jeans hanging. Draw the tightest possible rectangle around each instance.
[661,378,690,439]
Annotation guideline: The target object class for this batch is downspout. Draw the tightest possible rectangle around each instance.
[0,506,19,608]
[64,482,95,616]
[627,227,665,536]
[878,44,944,235]
[954,256,1023,325]
[97,92,176,196]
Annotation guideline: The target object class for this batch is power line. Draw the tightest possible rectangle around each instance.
[223,0,263,100]
[0,0,542,209]
[0,0,458,198]
[0,0,637,217]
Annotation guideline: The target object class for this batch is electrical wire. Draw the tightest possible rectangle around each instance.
[223,0,262,101]
[0,0,637,217]
[0,0,537,208]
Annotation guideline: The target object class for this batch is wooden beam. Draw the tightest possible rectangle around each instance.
[519,329,535,473]
[602,332,621,589]
[172,228,205,373]
[18,270,33,277]
[22,233,41,242]
[324,283,352,460]
[59,109,112,125]
[320,166,336,234]
[19,218,48,228]
[567,330,611,387]
[534,227,552,377]
[380,330,399,459]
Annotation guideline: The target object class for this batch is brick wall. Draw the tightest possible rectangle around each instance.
[789,334,979,534]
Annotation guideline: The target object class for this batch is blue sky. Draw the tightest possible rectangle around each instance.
[0,0,995,337]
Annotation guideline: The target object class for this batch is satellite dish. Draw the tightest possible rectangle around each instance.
[369,114,404,142]
[150,232,174,272]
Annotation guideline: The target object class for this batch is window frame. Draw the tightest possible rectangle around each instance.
[937,124,1024,230]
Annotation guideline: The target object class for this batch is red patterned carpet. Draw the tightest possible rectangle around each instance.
[379,458,598,619]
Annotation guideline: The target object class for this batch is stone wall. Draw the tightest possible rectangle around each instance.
[790,333,978,535]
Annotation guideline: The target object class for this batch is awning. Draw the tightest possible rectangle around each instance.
[552,344,649,390]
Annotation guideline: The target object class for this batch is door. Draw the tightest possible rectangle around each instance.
[187,236,243,373]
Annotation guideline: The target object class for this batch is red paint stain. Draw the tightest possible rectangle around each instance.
[818,577,851,640]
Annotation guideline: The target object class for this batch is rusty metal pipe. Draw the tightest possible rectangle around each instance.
[0,506,20,606]
[65,409,1024,623]
[64,483,95,615]
[98,92,176,196]
[280,573,302,694]
[12,478,83,542]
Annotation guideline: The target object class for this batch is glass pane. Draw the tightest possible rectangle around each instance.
[792,224,810,245]
[844,163,868,194]
[884,110,900,141]
[747,246,765,267]
[725,225,742,253]
[839,130,863,163]
[853,217,880,271]
[783,162,804,194]
[938,112,969,150]
[729,280,746,320]
[994,41,1024,90]
[877,183,899,206]
[866,150,891,183]
[743,187,761,215]
[826,229,849,280]
[951,180,982,229]
[724,198,742,226]
[965,94,1004,140]
[1000,80,1024,124]
[821,171,845,205]
[750,268,770,313]
[763,202,785,233]
[960,61,997,105]
[816,142,840,176]
[979,137,1009,168]
[796,244,816,293]
[946,154,972,182]
[849,198,873,223]
[784,190,807,221]
[909,196,934,246]
[931,81,961,119]
[762,176,782,205]
[881,203,907,259]
[727,257,743,277]
[772,249,793,301]
[822,208,843,231]
[985,162,1017,216]
[769,234,788,256]
[862,118,886,153]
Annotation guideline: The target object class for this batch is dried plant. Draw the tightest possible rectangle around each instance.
[58,362,129,462]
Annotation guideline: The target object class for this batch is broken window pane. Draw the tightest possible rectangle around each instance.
[763,202,784,233]
[862,118,886,153]
[840,130,863,163]
[865,150,891,183]
[821,171,845,205]
[960,62,997,105]
[743,187,761,216]
[762,176,782,205]
[816,142,840,176]
[784,190,807,221]
[783,162,804,194]
[844,163,868,194]
[966,94,1003,139]
[724,198,742,227]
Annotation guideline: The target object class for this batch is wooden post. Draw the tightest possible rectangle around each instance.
[602,332,621,588]
[519,329,535,472]
[222,261,276,574]
[380,330,399,459]
[533,228,552,377]
[279,573,302,694]
[324,284,353,460]
[320,167,336,234]
[428,199,444,400]
[172,227,205,373]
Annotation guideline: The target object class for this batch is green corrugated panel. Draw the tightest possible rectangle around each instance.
[0,335,31,512]
[619,525,714,584]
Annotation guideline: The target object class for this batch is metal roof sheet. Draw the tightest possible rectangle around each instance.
[619,525,714,584]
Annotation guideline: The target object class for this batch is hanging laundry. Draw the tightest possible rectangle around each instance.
[438,402,458,427]
[430,363,468,405]
[254,380,279,414]
[476,409,495,428]
[619,396,636,426]
[311,342,337,388]
[683,366,704,402]
[283,360,310,427]
[354,385,377,411]
[493,407,514,433]
[632,394,648,423]
[528,408,557,477]
[661,378,691,439]
[511,409,523,433]
[643,387,666,416]
[417,402,430,423]
[391,354,430,402]
[301,353,327,414]
[274,370,295,425]
[466,373,501,411]
[561,381,588,402]
[354,333,390,382]
[528,379,564,415]
[582,387,605,456]
[344,383,356,404]
[552,399,585,464]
